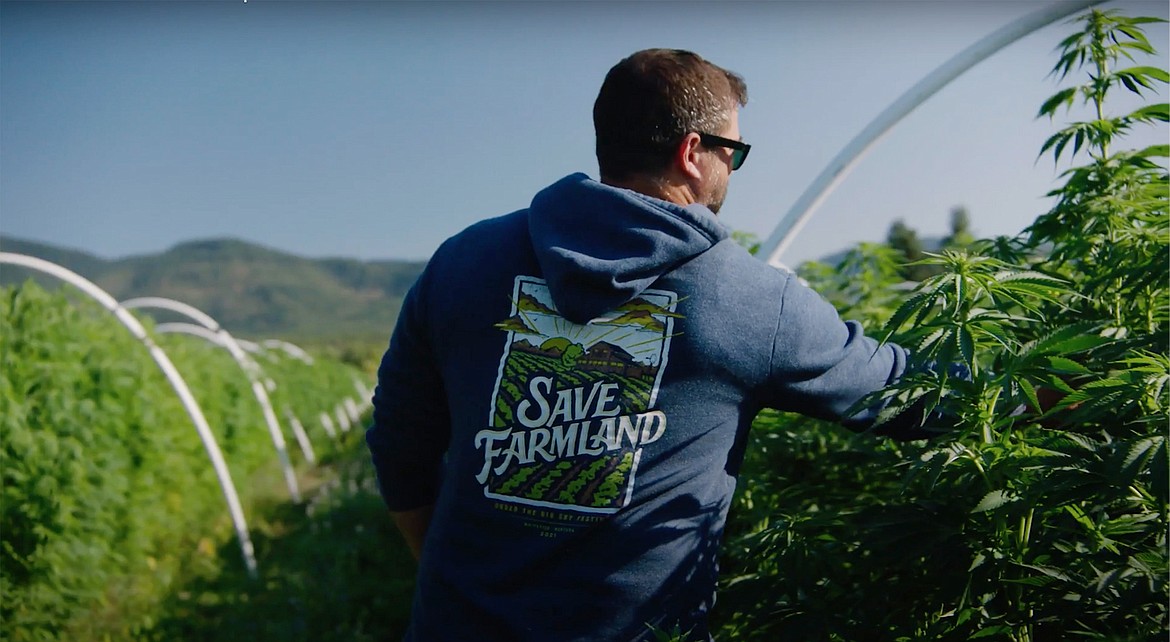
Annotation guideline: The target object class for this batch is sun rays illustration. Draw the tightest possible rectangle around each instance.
[495,281,682,367]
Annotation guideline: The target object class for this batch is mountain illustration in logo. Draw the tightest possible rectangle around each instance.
[495,315,536,333]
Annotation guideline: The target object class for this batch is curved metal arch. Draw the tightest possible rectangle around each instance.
[123,297,303,502]
[758,0,1104,267]
[0,253,258,578]
[262,339,314,365]
[319,412,338,439]
[153,320,224,345]
[154,322,317,465]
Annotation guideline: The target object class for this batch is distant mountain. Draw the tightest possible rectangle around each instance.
[0,236,426,342]
[515,291,557,316]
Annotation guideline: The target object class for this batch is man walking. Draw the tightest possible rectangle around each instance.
[367,48,930,641]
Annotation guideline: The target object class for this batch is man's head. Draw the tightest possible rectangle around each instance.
[593,49,748,213]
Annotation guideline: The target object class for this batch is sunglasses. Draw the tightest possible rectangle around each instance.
[698,133,751,171]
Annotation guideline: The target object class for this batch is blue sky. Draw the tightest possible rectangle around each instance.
[2,1,1167,268]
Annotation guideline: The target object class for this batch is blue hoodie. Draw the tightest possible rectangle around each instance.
[367,173,919,641]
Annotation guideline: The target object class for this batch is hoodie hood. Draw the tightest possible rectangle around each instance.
[528,173,729,324]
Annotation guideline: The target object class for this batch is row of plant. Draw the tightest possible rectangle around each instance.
[139,434,416,642]
[716,10,1167,641]
[0,282,371,641]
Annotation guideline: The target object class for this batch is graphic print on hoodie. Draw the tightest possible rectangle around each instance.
[477,276,680,513]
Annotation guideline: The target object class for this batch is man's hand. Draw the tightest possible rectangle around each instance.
[392,504,435,561]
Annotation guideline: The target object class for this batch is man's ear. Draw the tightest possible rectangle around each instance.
[675,132,704,181]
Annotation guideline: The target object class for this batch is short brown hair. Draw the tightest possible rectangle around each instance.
[593,49,748,181]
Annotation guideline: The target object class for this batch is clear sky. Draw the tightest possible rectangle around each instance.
[2,1,1167,268]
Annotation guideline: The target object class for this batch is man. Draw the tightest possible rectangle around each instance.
[367,49,932,641]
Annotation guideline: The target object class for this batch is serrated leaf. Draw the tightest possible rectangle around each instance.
[1018,379,1041,415]
[1137,143,1169,158]
[1039,131,1067,160]
[968,552,987,571]
[1004,575,1055,587]
[1019,563,1073,582]
[958,326,975,368]
[973,489,1016,513]
[916,327,948,353]
[1078,378,1128,391]
[1028,326,1109,357]
[993,270,1064,284]
[992,280,1066,304]
[1092,567,1133,597]
[1116,437,1164,488]
[1126,16,1169,25]
[971,625,1013,639]
[973,322,1012,350]
[1100,513,1158,537]
[1037,87,1078,117]
[1044,356,1089,374]
[881,290,935,343]
[1129,103,1170,122]
[1121,65,1168,82]
[1150,439,1168,506]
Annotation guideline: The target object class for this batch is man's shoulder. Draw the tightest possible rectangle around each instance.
[432,209,530,263]
[684,238,794,290]
[449,209,529,243]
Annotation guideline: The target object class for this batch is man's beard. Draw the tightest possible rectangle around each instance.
[702,174,729,215]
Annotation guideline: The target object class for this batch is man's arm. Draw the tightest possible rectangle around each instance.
[761,273,952,438]
[762,274,908,424]
[392,504,435,561]
[366,265,451,549]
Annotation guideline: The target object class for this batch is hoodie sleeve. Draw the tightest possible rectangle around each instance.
[366,265,451,512]
[760,272,924,436]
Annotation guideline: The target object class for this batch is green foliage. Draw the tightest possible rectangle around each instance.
[799,242,905,329]
[730,230,761,256]
[886,218,947,281]
[872,207,977,282]
[2,284,250,640]
[719,9,1167,642]
[143,438,416,642]
[887,218,925,262]
[0,282,373,640]
[646,621,701,642]
[945,206,976,249]
[1038,11,1168,163]
[1028,12,1168,353]
[261,345,373,461]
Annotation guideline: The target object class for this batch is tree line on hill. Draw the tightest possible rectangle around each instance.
[885,205,976,281]
[0,235,425,350]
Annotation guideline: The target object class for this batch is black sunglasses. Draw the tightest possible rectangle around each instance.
[698,133,750,171]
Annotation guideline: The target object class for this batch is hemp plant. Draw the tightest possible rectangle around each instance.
[870,8,1168,641]
[1030,9,1169,345]
[717,9,1167,642]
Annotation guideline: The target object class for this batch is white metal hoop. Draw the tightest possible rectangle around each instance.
[0,253,259,578]
[154,321,319,466]
[758,0,1104,267]
[123,297,305,503]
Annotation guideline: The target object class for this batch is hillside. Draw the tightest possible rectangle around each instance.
[0,236,425,342]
